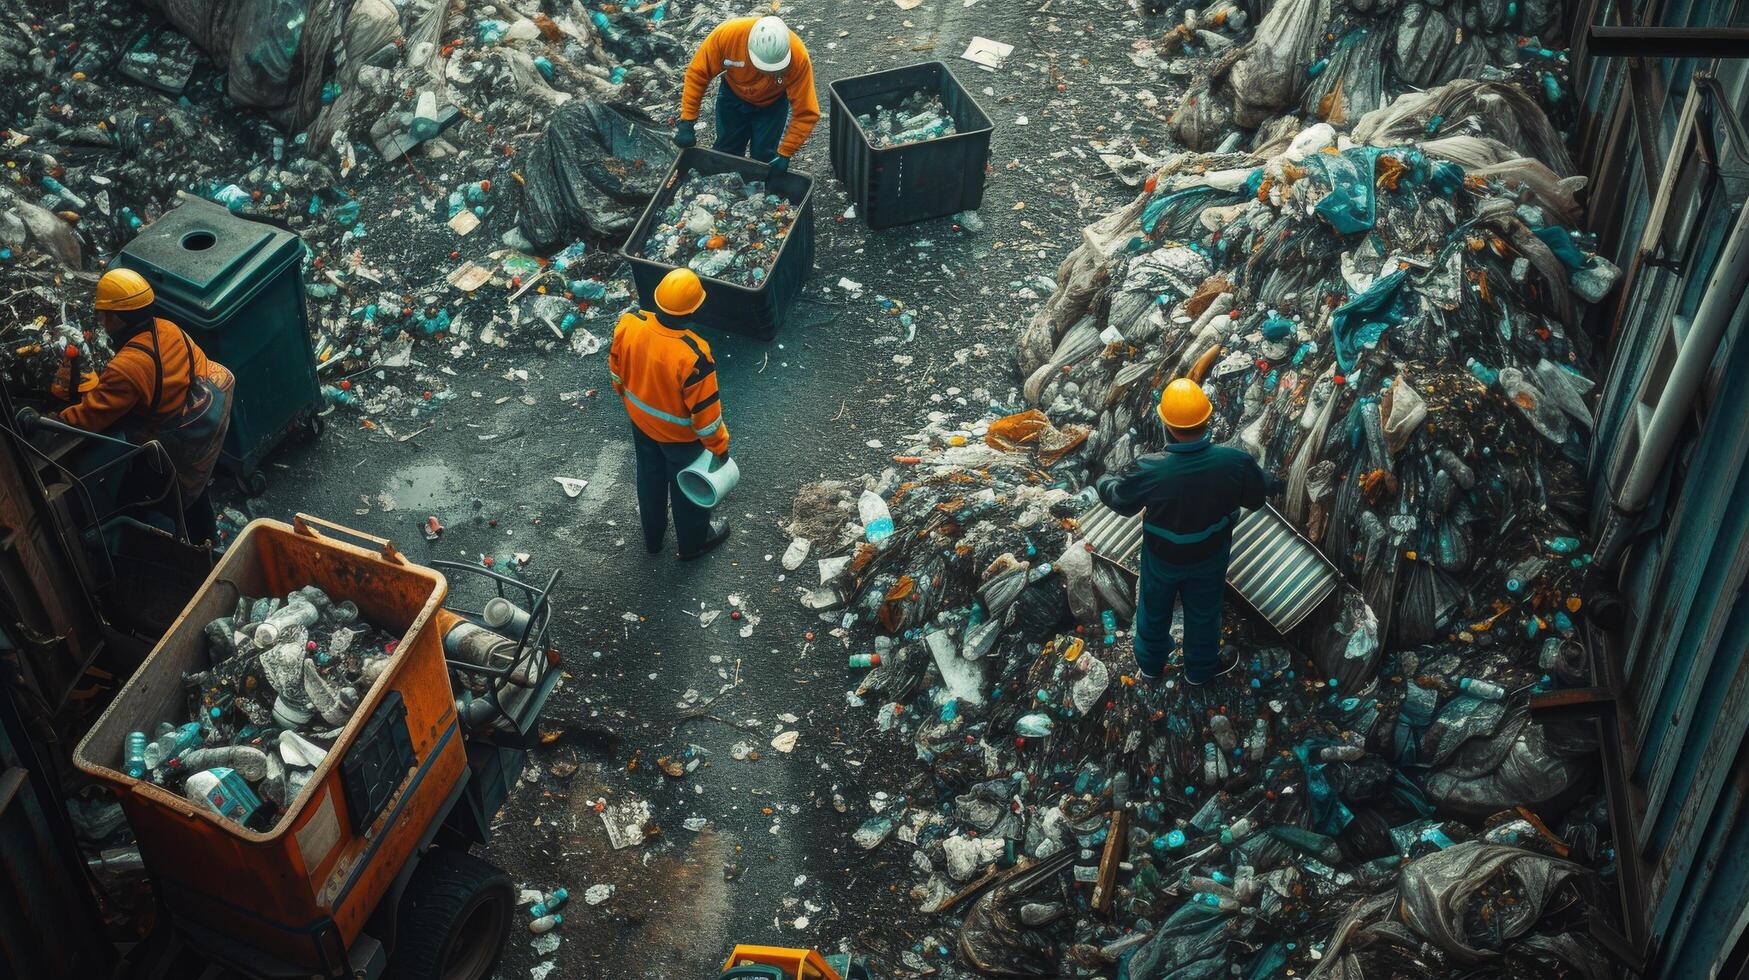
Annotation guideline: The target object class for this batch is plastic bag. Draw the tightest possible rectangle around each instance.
[1396,841,1589,962]
[517,97,677,249]
[144,0,344,129]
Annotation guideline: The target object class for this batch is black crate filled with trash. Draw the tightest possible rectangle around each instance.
[621,147,815,341]
[118,586,396,830]
[828,62,994,229]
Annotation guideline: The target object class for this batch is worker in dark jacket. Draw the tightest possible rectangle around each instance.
[608,268,732,560]
[1097,379,1283,685]
[57,268,234,547]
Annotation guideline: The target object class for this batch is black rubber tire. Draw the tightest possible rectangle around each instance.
[387,848,514,980]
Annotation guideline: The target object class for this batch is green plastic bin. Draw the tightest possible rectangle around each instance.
[117,198,320,495]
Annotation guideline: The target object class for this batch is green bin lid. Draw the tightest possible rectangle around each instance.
[117,198,305,330]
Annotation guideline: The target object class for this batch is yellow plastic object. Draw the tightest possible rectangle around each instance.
[721,945,844,980]
[73,515,465,973]
[654,267,707,316]
[95,267,154,311]
[1157,377,1213,429]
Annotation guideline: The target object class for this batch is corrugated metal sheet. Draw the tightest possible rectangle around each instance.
[1580,39,1749,975]
[1076,501,1340,635]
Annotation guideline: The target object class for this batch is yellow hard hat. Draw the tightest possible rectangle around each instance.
[1158,378,1212,429]
[95,268,154,312]
[654,268,706,317]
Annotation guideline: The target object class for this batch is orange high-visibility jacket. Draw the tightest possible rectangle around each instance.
[60,318,222,433]
[680,17,821,159]
[609,310,729,455]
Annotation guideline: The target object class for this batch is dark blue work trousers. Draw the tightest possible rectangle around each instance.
[632,426,711,554]
[1133,544,1230,682]
[714,85,789,162]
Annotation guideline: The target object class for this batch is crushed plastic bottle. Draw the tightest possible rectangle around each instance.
[855,90,959,148]
[859,490,895,546]
[637,169,797,287]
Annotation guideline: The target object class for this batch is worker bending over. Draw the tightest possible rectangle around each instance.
[58,268,235,547]
[675,15,819,172]
[1097,379,1283,685]
[609,268,732,560]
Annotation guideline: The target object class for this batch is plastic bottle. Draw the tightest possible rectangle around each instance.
[1210,714,1238,753]
[118,206,144,231]
[124,731,148,779]
[1191,891,1240,911]
[859,491,895,546]
[1246,718,1268,762]
[1318,744,1364,762]
[531,888,570,917]
[1014,712,1054,737]
[1456,677,1507,701]
[143,721,203,771]
[849,653,881,668]
[42,176,87,209]
[529,912,563,934]
[254,597,321,647]
[1221,816,1254,846]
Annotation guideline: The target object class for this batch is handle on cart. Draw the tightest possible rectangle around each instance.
[292,513,405,564]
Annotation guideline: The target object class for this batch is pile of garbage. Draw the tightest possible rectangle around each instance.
[0,0,696,427]
[638,169,799,286]
[855,90,960,148]
[122,585,399,829]
[786,19,1622,972]
[1163,0,1569,150]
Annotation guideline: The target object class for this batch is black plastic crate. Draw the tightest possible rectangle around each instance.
[620,147,815,341]
[829,61,994,230]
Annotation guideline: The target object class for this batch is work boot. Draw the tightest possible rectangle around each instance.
[1184,648,1239,687]
[678,519,731,560]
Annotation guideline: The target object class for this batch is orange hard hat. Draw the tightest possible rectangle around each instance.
[95,268,154,312]
[1158,378,1212,429]
[654,268,706,317]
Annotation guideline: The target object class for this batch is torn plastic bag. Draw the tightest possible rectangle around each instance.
[1119,900,1238,980]
[517,97,677,249]
[959,851,1075,975]
[1396,841,1589,963]
[1421,701,1596,818]
[143,0,344,130]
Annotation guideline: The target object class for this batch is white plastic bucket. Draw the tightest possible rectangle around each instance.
[677,450,740,507]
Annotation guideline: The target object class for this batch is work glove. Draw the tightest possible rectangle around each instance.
[674,120,696,148]
[768,155,790,174]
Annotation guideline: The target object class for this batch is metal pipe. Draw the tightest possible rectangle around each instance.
[1595,202,1749,568]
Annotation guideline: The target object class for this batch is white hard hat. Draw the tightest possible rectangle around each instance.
[747,15,792,72]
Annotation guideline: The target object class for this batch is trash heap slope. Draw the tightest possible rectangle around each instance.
[787,19,1622,980]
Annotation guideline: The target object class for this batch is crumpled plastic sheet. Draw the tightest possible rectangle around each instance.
[1396,841,1589,963]
[518,97,678,248]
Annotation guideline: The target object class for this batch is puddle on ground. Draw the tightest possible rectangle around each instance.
[383,461,466,509]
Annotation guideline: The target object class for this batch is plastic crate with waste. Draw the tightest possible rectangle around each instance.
[117,198,321,495]
[829,61,994,230]
[73,515,465,974]
[621,147,815,341]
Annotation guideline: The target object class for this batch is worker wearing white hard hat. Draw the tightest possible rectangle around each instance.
[674,15,820,172]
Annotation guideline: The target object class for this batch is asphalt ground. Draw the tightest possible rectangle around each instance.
[236,1,1172,975]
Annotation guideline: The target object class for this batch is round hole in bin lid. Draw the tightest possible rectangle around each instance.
[181,230,217,251]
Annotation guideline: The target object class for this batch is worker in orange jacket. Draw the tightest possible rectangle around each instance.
[57,268,235,547]
[609,269,732,560]
[675,15,820,172]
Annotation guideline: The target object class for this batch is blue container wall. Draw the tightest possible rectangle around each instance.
[1578,0,1749,969]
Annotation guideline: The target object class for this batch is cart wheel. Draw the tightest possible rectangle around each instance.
[235,470,269,497]
[388,848,513,980]
[296,414,326,442]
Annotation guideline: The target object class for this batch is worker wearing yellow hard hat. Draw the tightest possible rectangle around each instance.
[57,268,235,546]
[608,268,733,560]
[1095,378,1284,685]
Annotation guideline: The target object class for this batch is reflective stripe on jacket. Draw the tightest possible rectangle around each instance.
[608,310,729,455]
[679,17,821,158]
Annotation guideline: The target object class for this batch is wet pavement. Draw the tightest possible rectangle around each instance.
[236,1,1164,975]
